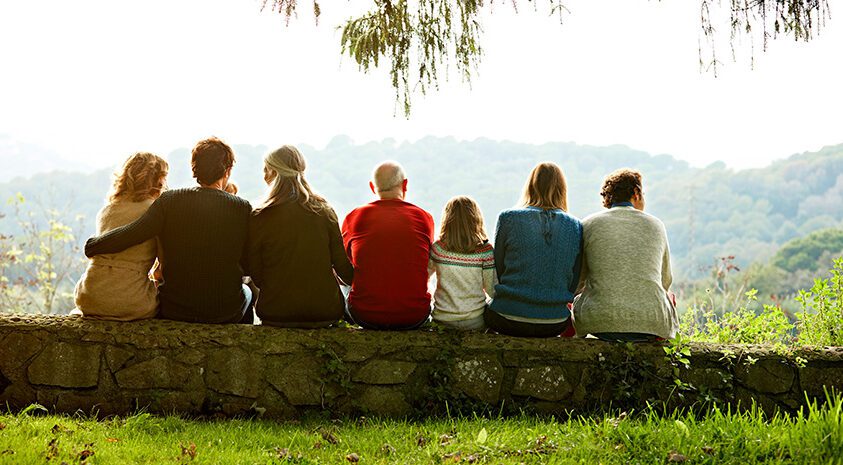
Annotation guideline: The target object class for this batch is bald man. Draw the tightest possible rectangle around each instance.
[341,161,435,329]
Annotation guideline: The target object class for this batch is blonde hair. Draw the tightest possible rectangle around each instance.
[254,145,332,217]
[439,196,488,254]
[520,162,568,211]
[109,152,169,203]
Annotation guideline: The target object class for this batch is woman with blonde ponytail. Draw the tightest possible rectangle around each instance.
[247,145,354,327]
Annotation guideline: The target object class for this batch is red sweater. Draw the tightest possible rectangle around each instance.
[342,199,435,326]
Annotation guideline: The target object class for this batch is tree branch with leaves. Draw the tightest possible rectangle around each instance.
[264,1,829,114]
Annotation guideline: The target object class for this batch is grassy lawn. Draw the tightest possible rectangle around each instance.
[1,398,841,464]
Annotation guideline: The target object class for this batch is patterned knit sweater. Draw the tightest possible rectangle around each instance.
[428,241,497,325]
[489,207,582,321]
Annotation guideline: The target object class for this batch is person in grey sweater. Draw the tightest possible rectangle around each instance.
[573,168,678,341]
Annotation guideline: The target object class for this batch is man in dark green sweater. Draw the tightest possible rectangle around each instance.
[85,137,253,324]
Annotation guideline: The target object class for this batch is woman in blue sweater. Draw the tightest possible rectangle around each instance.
[486,162,582,337]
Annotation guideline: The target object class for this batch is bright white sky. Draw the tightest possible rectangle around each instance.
[1,0,841,171]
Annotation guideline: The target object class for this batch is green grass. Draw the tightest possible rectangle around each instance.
[1,397,841,464]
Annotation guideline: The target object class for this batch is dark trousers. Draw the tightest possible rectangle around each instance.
[344,305,430,331]
[483,306,571,338]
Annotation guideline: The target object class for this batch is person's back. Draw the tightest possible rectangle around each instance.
[343,199,434,326]
[248,145,353,327]
[485,162,582,338]
[342,160,434,329]
[490,207,581,317]
[84,137,253,324]
[76,152,168,320]
[154,187,251,321]
[573,169,677,341]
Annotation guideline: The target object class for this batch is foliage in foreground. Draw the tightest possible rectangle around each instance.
[681,258,843,349]
[0,394,841,465]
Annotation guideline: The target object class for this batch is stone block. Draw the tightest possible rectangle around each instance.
[105,346,135,372]
[341,344,378,362]
[262,339,302,355]
[265,356,323,406]
[682,368,731,390]
[736,359,795,394]
[206,348,263,398]
[27,342,101,388]
[115,356,200,390]
[178,349,206,365]
[799,366,843,397]
[453,355,503,404]
[512,366,575,401]
[353,360,416,385]
[356,386,412,417]
[0,332,43,372]
[255,387,298,418]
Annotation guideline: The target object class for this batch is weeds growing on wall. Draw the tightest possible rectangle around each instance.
[680,258,843,348]
[796,258,843,347]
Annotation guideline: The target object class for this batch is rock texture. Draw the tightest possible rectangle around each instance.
[0,314,841,418]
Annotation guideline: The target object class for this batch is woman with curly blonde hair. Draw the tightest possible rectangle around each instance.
[74,152,168,320]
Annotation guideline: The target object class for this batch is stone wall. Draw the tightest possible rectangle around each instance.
[0,314,841,418]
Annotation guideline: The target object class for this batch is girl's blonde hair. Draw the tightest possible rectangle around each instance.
[254,145,332,217]
[439,196,488,254]
[109,152,169,203]
[520,162,568,211]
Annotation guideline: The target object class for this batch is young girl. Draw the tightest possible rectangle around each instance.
[428,196,496,330]
[74,152,168,320]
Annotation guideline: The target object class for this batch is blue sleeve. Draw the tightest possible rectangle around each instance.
[568,227,583,294]
[493,213,508,279]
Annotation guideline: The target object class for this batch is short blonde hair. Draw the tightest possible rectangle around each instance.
[109,152,169,203]
[520,162,568,211]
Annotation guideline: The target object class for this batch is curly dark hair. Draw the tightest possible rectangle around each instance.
[600,168,642,208]
[191,137,235,185]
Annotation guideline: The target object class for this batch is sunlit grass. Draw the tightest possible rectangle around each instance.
[1,395,841,464]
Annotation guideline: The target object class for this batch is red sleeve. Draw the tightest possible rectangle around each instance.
[341,210,354,263]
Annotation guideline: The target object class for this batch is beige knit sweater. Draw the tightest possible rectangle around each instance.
[74,199,158,320]
[572,206,678,339]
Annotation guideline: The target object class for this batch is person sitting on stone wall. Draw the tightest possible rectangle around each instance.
[84,137,254,324]
[341,161,435,330]
[74,152,169,321]
[247,145,353,328]
[485,162,582,337]
[572,168,678,342]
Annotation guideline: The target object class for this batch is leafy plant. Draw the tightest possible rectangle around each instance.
[795,258,843,347]
[681,289,795,350]
[0,194,86,314]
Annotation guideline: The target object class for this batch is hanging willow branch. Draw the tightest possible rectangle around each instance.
[262,0,831,115]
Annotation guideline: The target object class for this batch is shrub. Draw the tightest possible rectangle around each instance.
[796,258,843,347]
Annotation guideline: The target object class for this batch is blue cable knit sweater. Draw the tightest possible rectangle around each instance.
[490,207,583,320]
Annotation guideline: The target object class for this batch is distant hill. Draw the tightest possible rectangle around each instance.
[2,137,843,283]
[0,134,92,182]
